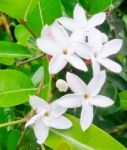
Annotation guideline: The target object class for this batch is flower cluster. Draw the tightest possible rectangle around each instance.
[26,4,123,144]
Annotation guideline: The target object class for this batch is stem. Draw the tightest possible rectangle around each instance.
[16,54,45,66]
[0,118,26,128]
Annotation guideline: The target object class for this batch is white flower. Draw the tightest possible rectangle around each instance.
[56,79,68,92]
[80,29,123,75]
[57,71,114,131]
[37,23,88,74]
[58,4,107,43]
[25,96,72,144]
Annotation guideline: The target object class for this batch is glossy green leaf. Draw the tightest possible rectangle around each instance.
[0,41,32,58]
[7,129,21,150]
[40,56,51,100]
[15,24,32,45]
[119,91,127,110]
[89,0,112,14]
[0,0,62,36]
[0,70,36,107]
[45,115,126,150]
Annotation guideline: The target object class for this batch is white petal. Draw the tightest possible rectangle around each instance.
[50,101,67,117]
[70,28,85,43]
[73,4,87,25]
[51,23,69,46]
[58,17,76,31]
[71,42,92,59]
[97,58,122,73]
[87,13,106,28]
[25,113,43,128]
[57,94,82,108]
[90,95,114,107]
[56,79,68,92]
[87,29,102,51]
[66,72,88,94]
[100,32,108,43]
[66,54,88,72]
[91,57,101,76]
[29,96,48,112]
[41,24,51,38]
[88,71,106,96]
[100,39,123,58]
[49,55,67,74]
[34,120,49,144]
[44,116,72,129]
[80,102,93,131]
[36,38,60,56]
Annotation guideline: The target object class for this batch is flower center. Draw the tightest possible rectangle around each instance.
[63,49,68,55]
[93,52,98,58]
[84,93,90,100]
[44,111,49,117]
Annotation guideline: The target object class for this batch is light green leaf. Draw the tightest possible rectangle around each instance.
[45,115,126,150]
[0,41,32,58]
[119,91,127,110]
[0,0,62,36]
[40,56,51,100]
[0,70,36,107]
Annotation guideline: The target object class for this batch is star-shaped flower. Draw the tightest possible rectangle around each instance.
[58,4,107,43]
[79,29,123,75]
[37,23,88,74]
[25,96,72,144]
[57,71,114,131]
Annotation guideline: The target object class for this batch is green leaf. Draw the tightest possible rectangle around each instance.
[15,24,32,46]
[0,41,32,58]
[89,0,112,14]
[40,56,51,100]
[0,108,7,150]
[0,70,36,107]
[7,129,21,150]
[45,115,126,150]
[119,91,127,110]
[0,0,62,36]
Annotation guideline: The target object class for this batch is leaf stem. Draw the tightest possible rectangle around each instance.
[0,118,27,128]
[16,54,46,66]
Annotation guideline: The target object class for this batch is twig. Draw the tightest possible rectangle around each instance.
[16,54,45,66]
[0,118,27,128]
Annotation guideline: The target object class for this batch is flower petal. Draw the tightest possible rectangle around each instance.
[100,39,123,58]
[44,116,72,129]
[49,55,67,74]
[87,29,102,51]
[25,113,43,128]
[50,101,67,117]
[88,71,106,96]
[57,94,82,108]
[70,28,85,43]
[87,13,106,28]
[66,72,88,94]
[51,23,69,46]
[71,42,92,59]
[90,95,114,107]
[73,4,87,25]
[58,17,76,31]
[100,32,108,43]
[97,58,122,73]
[66,54,88,72]
[29,96,48,112]
[41,24,51,38]
[34,120,49,144]
[36,38,60,56]
[91,57,101,76]
[80,102,93,131]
